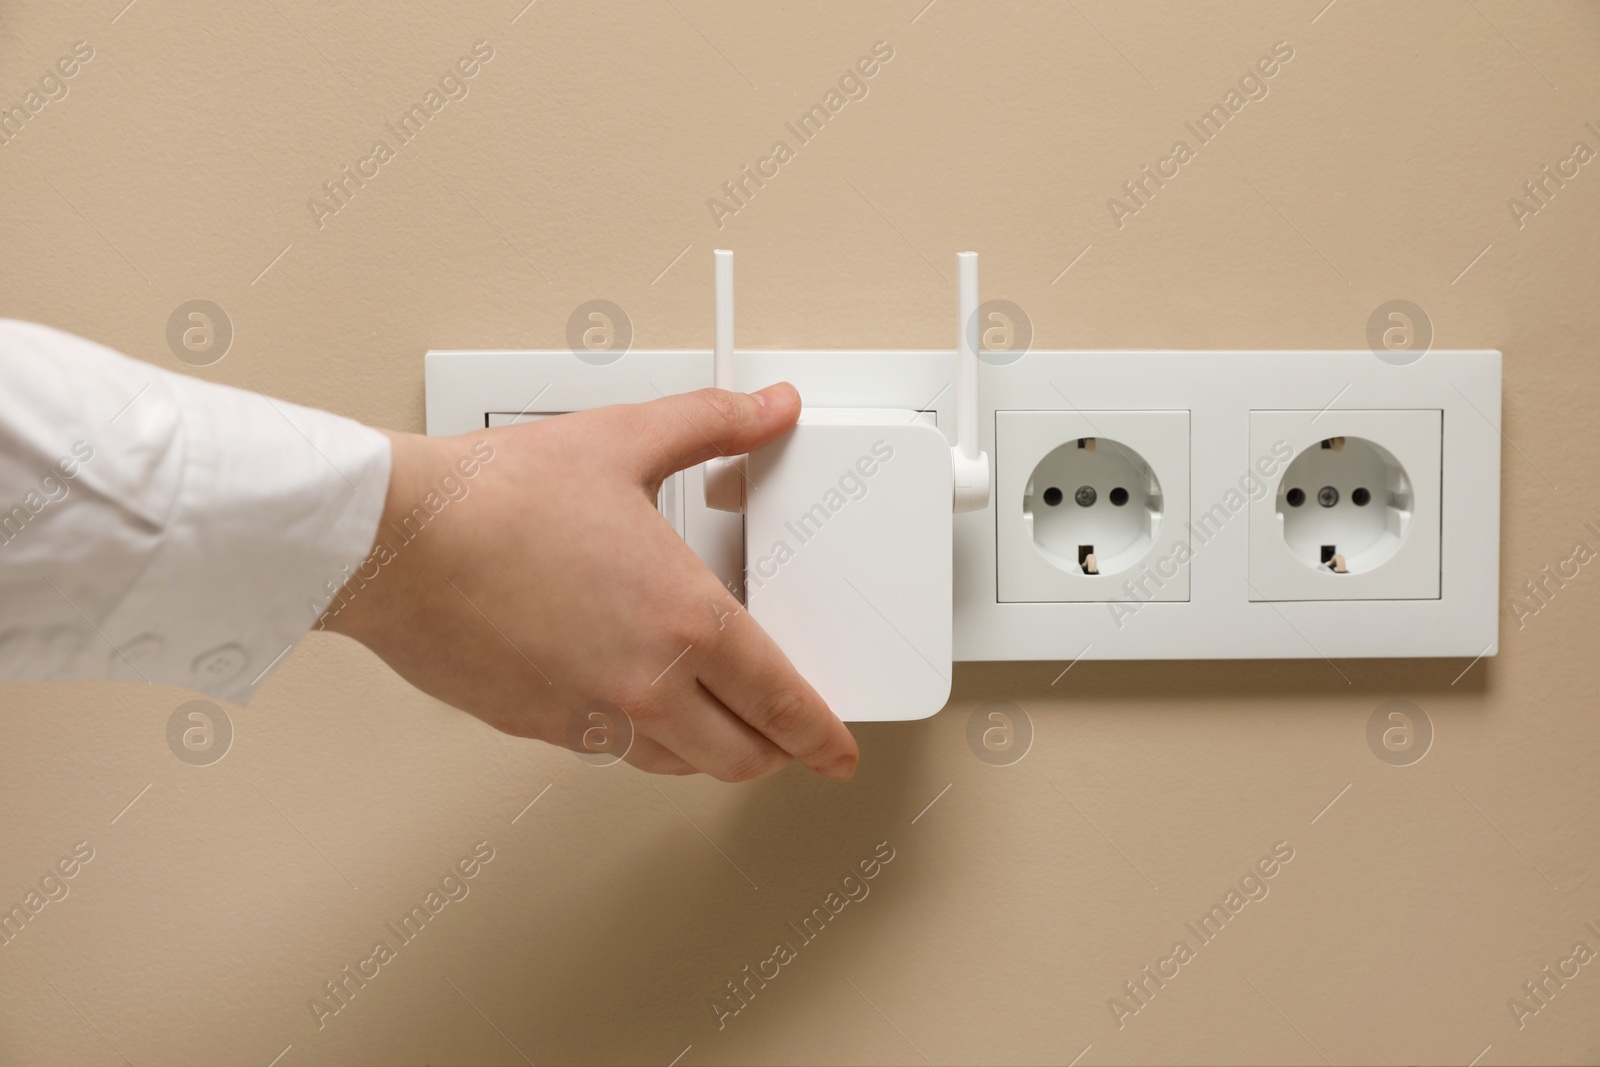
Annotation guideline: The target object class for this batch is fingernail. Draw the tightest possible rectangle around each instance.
[751,383,791,408]
[821,754,857,780]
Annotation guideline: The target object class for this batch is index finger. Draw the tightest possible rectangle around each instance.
[697,601,859,780]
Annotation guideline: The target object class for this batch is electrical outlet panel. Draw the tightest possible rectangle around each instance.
[428,346,1501,664]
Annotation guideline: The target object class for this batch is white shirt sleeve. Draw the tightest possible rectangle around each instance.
[0,319,391,704]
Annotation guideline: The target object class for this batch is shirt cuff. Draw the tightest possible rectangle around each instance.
[105,378,391,703]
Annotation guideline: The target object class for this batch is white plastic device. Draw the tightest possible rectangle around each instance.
[701,250,987,721]
[742,410,953,720]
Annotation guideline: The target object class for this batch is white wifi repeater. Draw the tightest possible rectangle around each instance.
[704,250,990,722]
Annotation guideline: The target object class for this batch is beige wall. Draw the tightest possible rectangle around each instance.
[3,1,1598,1063]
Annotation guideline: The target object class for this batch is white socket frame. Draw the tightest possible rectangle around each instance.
[426,348,1502,663]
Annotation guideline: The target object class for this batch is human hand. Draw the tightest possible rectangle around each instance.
[323,384,860,782]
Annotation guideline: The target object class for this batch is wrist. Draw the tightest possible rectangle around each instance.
[320,428,440,641]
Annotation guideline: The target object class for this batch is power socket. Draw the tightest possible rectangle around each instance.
[997,410,1189,603]
[1247,409,1442,601]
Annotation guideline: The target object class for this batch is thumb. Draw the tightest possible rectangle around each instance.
[631,383,801,484]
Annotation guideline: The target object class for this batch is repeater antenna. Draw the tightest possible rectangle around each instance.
[704,248,745,512]
[952,251,991,512]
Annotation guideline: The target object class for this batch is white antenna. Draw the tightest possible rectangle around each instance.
[704,248,745,512]
[951,251,991,512]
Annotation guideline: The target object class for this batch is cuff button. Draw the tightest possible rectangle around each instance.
[191,643,248,684]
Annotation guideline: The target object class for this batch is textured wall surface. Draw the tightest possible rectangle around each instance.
[2,2,1598,1064]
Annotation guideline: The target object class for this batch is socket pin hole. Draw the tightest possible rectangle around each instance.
[1286,487,1306,507]
[1109,487,1129,506]
[1352,487,1371,506]
[1042,486,1063,507]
